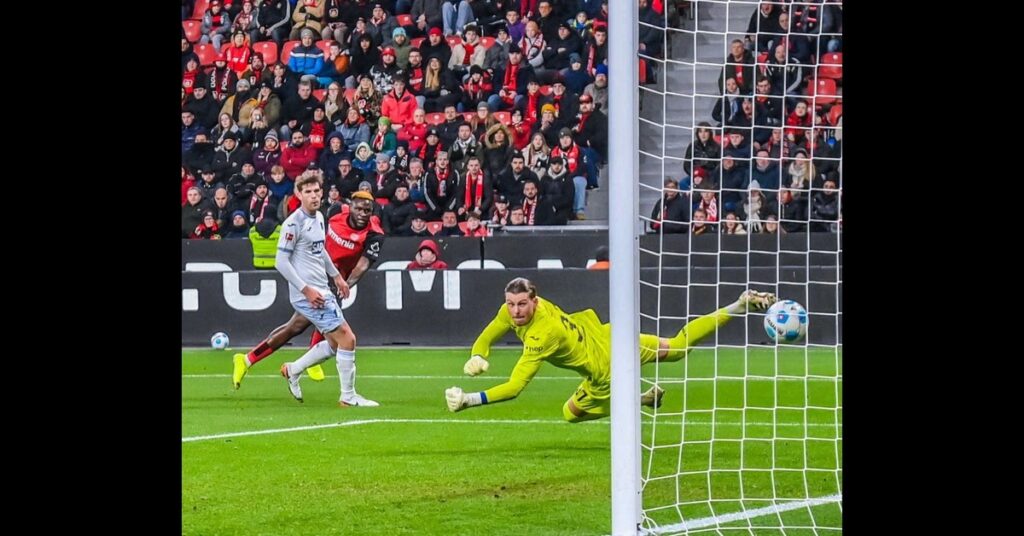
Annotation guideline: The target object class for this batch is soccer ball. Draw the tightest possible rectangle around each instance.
[764,300,808,344]
[210,332,230,350]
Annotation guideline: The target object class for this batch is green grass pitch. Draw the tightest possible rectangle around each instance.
[183,347,842,535]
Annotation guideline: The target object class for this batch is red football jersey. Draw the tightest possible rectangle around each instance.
[325,204,385,278]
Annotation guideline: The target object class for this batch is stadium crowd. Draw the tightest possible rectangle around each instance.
[181,1,841,240]
[653,0,842,235]
[182,0,614,239]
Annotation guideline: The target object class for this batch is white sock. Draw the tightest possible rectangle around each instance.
[337,348,356,398]
[291,341,335,375]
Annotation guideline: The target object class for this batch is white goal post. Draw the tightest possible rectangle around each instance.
[610,2,843,535]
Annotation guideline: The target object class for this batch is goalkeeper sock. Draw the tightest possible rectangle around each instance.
[665,308,731,362]
[245,341,275,366]
[337,349,356,398]
[292,341,334,373]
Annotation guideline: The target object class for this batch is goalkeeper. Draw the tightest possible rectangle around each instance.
[445,277,776,422]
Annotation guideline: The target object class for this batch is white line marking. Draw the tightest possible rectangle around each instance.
[182,418,597,442]
[182,418,841,443]
[639,493,843,534]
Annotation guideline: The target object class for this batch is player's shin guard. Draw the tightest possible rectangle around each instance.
[664,309,731,362]
[245,340,276,366]
[337,349,356,398]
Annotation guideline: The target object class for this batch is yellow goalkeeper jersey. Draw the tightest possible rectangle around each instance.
[470,297,610,403]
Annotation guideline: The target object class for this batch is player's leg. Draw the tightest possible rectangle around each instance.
[562,381,609,423]
[303,331,328,382]
[233,313,313,389]
[277,296,348,403]
[294,294,379,407]
[327,322,379,407]
[288,330,337,380]
[652,290,777,362]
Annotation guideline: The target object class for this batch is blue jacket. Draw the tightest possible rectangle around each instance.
[287,44,325,77]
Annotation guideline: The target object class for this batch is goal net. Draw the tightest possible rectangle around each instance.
[611,1,843,534]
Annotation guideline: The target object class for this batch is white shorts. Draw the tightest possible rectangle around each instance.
[291,293,346,334]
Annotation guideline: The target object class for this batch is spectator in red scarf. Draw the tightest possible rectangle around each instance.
[448,25,486,75]
[462,210,490,237]
[457,156,492,218]
[191,211,223,239]
[224,30,252,78]
[201,0,234,52]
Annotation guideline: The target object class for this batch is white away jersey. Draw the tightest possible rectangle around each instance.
[277,209,329,303]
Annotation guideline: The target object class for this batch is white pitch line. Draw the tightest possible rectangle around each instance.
[182,418,598,443]
[182,418,841,443]
[638,493,843,534]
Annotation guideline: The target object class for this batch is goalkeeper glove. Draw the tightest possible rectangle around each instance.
[445,387,467,412]
[463,355,489,376]
[445,386,484,412]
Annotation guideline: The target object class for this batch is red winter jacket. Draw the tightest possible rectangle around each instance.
[280,143,319,178]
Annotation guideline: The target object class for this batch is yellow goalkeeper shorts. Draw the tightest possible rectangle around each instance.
[568,377,611,416]
[566,333,663,416]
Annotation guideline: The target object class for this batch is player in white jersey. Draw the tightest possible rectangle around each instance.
[274,171,379,406]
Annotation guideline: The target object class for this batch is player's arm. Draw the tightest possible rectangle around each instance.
[347,232,384,287]
[320,243,348,298]
[275,221,321,305]
[461,304,512,376]
[469,304,512,360]
[447,331,557,412]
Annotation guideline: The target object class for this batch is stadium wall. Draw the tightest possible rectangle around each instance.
[182,233,841,270]
[183,266,840,347]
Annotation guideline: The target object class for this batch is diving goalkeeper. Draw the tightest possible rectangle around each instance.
[445,277,776,422]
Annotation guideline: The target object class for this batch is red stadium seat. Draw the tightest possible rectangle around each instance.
[192,0,209,20]
[344,88,357,104]
[396,14,414,27]
[820,52,842,66]
[252,41,279,66]
[811,78,838,105]
[492,111,511,125]
[411,37,425,48]
[426,221,443,235]
[446,36,461,48]
[458,222,470,234]
[313,89,326,101]
[194,43,218,67]
[183,20,202,43]
[827,103,843,126]
[480,37,495,49]
[463,112,476,122]
[713,134,722,146]
[538,84,552,95]
[817,52,843,80]
[315,40,332,57]
[426,112,445,125]
[281,40,300,64]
